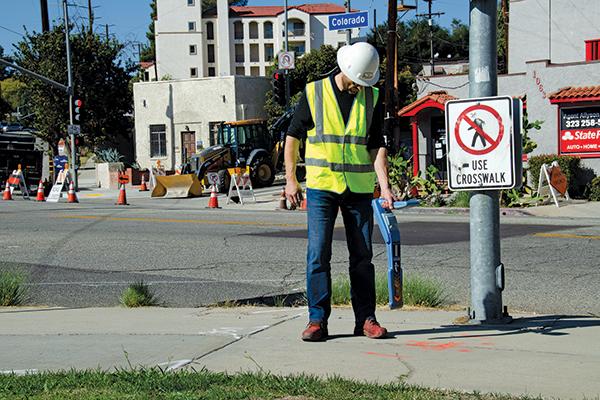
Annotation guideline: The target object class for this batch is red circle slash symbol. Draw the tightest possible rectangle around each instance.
[454,104,504,156]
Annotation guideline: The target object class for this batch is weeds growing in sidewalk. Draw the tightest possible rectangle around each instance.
[331,272,447,308]
[119,281,158,307]
[448,191,471,208]
[0,271,28,306]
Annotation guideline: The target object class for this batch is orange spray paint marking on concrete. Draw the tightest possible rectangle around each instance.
[406,341,465,351]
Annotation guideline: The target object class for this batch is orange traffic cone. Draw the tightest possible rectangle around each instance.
[207,185,220,209]
[115,183,128,205]
[67,181,78,203]
[2,181,12,201]
[35,180,45,202]
[278,188,288,210]
[139,174,149,192]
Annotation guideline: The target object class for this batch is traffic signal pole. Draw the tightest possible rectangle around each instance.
[63,0,78,191]
[468,0,509,324]
[283,0,290,107]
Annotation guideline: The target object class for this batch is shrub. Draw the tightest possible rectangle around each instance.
[120,281,158,307]
[528,154,581,194]
[585,176,600,201]
[0,271,28,306]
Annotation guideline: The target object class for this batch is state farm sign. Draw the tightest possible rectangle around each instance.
[559,105,600,158]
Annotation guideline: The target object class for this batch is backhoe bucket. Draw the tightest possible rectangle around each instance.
[151,174,203,198]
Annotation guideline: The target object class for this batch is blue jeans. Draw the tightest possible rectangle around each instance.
[306,188,376,325]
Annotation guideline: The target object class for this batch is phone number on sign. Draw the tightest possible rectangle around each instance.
[564,119,600,128]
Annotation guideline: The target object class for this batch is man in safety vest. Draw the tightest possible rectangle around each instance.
[284,42,395,341]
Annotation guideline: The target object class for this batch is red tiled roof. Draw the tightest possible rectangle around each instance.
[208,3,349,17]
[140,61,155,69]
[398,91,457,117]
[230,6,283,17]
[548,86,600,103]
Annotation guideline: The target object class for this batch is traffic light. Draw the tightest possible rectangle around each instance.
[272,70,286,107]
[74,99,83,122]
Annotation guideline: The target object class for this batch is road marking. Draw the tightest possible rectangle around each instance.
[534,233,600,240]
[81,193,105,198]
[55,215,305,228]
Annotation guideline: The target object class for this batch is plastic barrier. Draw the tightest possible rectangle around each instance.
[151,173,203,198]
[372,198,419,309]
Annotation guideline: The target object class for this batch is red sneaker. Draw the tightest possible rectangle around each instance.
[301,322,328,341]
[355,318,388,339]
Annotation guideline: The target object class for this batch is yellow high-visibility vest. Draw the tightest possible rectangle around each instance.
[305,77,378,194]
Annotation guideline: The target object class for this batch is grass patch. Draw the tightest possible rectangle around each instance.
[448,191,471,208]
[120,281,158,307]
[332,273,446,308]
[0,369,537,400]
[0,270,28,306]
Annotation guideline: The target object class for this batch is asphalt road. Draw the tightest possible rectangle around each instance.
[1,193,599,315]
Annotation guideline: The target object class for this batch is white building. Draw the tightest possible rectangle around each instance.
[133,76,270,171]
[400,0,600,184]
[154,0,358,80]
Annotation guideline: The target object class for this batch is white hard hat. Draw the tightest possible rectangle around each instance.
[336,42,380,87]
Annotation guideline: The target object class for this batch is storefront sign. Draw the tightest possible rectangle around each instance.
[559,105,600,157]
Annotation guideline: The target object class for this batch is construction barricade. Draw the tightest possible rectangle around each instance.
[226,167,256,205]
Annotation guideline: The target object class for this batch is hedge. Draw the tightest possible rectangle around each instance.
[528,154,581,193]
[585,176,600,201]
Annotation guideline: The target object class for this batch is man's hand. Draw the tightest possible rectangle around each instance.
[285,178,304,208]
[380,187,396,209]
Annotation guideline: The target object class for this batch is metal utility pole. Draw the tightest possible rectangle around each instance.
[345,0,351,45]
[105,24,109,42]
[40,0,50,32]
[416,0,444,76]
[284,0,290,107]
[383,0,397,148]
[87,0,94,35]
[468,0,509,324]
[63,0,78,190]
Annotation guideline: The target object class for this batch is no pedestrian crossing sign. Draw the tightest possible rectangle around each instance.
[445,96,522,191]
[328,11,369,31]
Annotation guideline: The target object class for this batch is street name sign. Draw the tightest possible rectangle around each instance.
[328,11,369,31]
[445,96,522,191]
[68,124,81,135]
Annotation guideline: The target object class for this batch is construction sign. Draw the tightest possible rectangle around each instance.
[445,96,522,191]
[47,168,72,203]
[7,166,30,199]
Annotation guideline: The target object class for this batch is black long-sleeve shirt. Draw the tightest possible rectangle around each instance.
[287,75,385,150]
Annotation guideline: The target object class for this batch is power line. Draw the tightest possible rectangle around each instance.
[415,0,444,76]
[0,25,26,37]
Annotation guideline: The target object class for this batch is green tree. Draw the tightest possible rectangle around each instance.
[13,25,135,152]
[497,0,510,74]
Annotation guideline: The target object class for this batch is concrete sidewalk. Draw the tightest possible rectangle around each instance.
[0,306,598,399]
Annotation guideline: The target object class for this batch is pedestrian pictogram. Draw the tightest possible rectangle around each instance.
[454,104,504,156]
[445,96,522,191]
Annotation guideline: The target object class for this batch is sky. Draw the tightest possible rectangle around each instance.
[0,0,470,62]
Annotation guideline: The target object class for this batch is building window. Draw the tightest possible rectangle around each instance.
[235,66,245,75]
[249,22,259,39]
[189,44,197,55]
[234,21,244,40]
[188,21,196,31]
[289,41,305,56]
[250,66,260,76]
[190,67,198,78]
[187,0,194,5]
[288,19,305,36]
[235,44,244,62]
[264,22,273,39]
[143,71,150,81]
[208,67,216,77]
[150,125,167,158]
[586,39,600,61]
[249,44,259,62]
[264,43,274,61]
[207,44,215,63]
[206,22,214,40]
